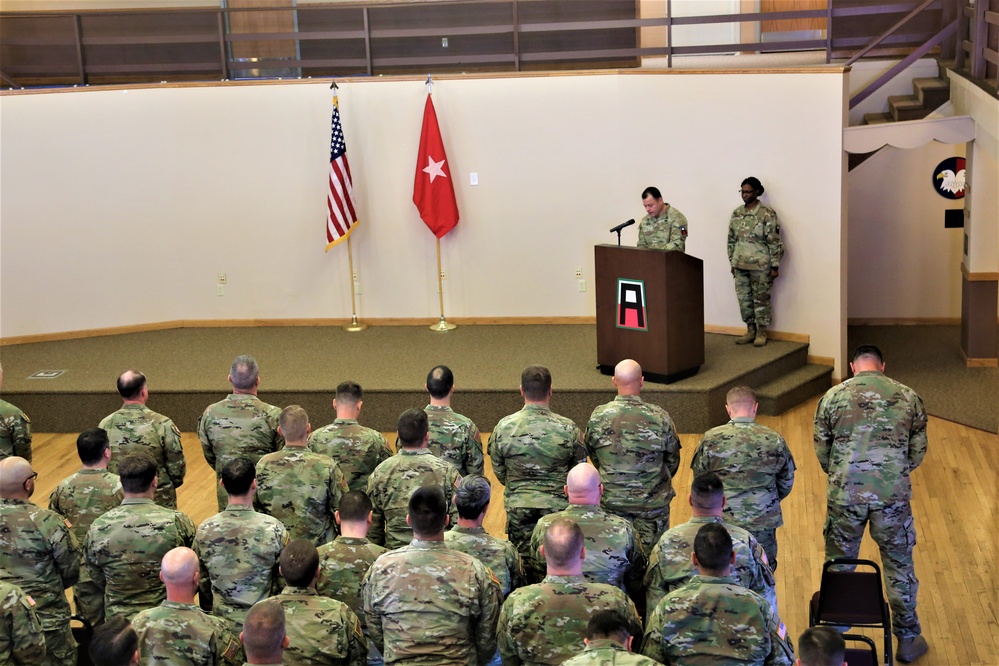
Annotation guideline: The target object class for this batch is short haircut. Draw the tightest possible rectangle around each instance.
[337,490,373,523]
[230,355,259,391]
[690,472,725,511]
[454,474,490,519]
[335,381,363,405]
[852,344,884,364]
[521,365,552,401]
[117,452,158,494]
[586,609,632,644]
[77,427,110,466]
[242,599,286,658]
[741,176,765,196]
[408,484,448,536]
[797,627,846,666]
[694,523,733,572]
[726,386,756,406]
[426,365,454,399]
[116,370,146,400]
[280,539,320,587]
[89,615,138,666]
[279,405,309,442]
[397,408,429,447]
[221,457,256,496]
[641,186,662,200]
[543,518,584,567]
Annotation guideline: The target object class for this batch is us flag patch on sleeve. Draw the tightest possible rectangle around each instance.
[222,638,240,661]
[777,621,787,640]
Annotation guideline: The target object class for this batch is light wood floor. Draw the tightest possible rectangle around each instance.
[28,396,998,665]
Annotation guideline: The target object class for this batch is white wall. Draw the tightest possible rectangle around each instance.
[0,70,848,370]
[847,58,942,127]
[847,142,966,320]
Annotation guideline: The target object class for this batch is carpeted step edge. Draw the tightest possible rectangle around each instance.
[756,364,833,416]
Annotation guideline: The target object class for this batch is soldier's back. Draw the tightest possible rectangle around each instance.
[133,600,243,665]
[48,469,124,545]
[0,577,47,664]
[317,536,387,624]
[275,586,367,666]
[255,447,347,545]
[309,419,391,492]
[445,526,523,598]
[425,405,484,476]
[0,399,32,461]
[101,403,186,508]
[562,640,663,666]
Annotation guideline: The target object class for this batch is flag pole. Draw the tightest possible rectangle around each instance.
[343,235,367,332]
[429,237,456,331]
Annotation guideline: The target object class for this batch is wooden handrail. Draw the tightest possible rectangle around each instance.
[845,0,941,66]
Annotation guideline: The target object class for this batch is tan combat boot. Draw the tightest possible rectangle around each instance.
[735,325,756,345]
[754,325,768,347]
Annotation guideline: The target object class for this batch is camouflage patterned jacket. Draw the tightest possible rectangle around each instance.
[497,575,642,666]
[444,525,525,598]
[637,206,688,253]
[488,404,585,512]
[365,449,461,549]
[0,576,47,664]
[691,418,795,532]
[0,399,32,462]
[424,405,484,476]
[198,394,283,471]
[254,446,348,545]
[317,535,387,630]
[561,639,663,666]
[194,504,289,629]
[644,516,776,614]
[584,395,680,514]
[530,505,646,597]
[0,499,80,630]
[309,418,392,492]
[362,539,500,665]
[100,403,186,508]
[641,575,794,666]
[274,586,367,666]
[84,498,196,619]
[814,370,928,505]
[728,203,783,271]
[132,600,244,665]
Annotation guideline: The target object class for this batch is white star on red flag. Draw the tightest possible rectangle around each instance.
[422,156,448,183]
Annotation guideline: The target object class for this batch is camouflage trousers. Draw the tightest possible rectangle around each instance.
[73,577,106,627]
[43,621,78,666]
[732,268,774,327]
[507,507,556,584]
[824,500,921,639]
[749,527,778,573]
[616,508,670,557]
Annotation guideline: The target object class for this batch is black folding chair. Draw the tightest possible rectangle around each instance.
[842,633,879,666]
[71,614,94,666]
[809,558,893,666]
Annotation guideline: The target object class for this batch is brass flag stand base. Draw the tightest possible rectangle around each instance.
[344,315,368,332]
[429,316,456,332]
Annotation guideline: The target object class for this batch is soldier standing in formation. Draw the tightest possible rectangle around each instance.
[729,176,784,347]
[0,577,46,664]
[421,365,484,475]
[241,599,289,666]
[0,364,32,462]
[637,186,688,253]
[561,610,663,666]
[814,344,929,663]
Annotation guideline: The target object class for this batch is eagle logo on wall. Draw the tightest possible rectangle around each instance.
[933,157,966,199]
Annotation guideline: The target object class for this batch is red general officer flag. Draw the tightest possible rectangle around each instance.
[413,95,459,238]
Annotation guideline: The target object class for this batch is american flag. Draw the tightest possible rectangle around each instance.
[325,99,358,251]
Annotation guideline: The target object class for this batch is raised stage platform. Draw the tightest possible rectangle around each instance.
[0,325,832,434]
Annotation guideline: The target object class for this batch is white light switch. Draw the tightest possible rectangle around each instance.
[470,172,479,186]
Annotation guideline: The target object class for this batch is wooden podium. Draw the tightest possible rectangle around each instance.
[594,244,704,383]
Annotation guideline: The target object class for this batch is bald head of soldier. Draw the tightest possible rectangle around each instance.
[242,599,289,665]
[160,547,200,603]
[850,344,885,374]
[725,386,758,420]
[540,518,585,576]
[0,456,35,499]
[612,359,644,396]
[565,462,602,505]
[278,405,311,447]
[689,472,725,517]
[691,523,735,577]
[116,370,148,404]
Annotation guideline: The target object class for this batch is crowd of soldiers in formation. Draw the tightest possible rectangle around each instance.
[0,346,928,666]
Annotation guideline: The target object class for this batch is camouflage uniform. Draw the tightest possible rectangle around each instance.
[644,515,777,615]
[637,206,688,253]
[488,405,586,581]
[48,468,124,626]
[132,600,244,665]
[100,403,186,509]
[365,449,461,549]
[84,497,196,619]
[529,505,646,600]
[254,446,348,545]
[0,400,32,462]
[274,585,368,666]
[424,405,484,476]
[691,417,795,568]
[497,574,642,665]
[728,203,783,327]
[0,498,80,666]
[561,639,663,666]
[362,539,500,665]
[444,525,525,598]
[0,576,47,664]
[584,395,681,555]
[198,393,284,511]
[641,575,794,666]
[194,504,289,631]
[814,369,928,640]
[309,419,392,492]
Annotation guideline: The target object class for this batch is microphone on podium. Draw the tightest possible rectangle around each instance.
[609,219,635,233]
